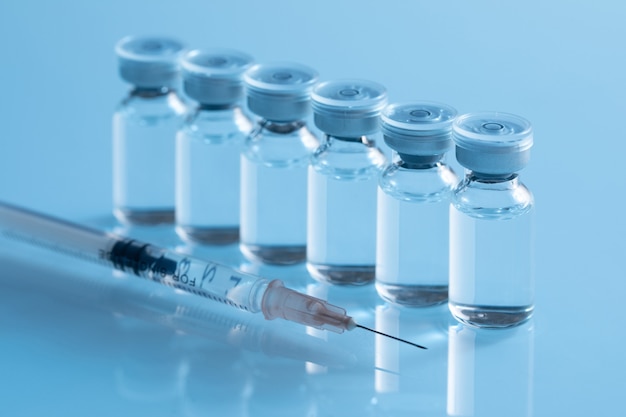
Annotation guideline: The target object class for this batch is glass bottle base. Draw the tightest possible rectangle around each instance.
[114,208,174,225]
[306,262,374,286]
[449,302,534,328]
[176,226,239,245]
[240,243,306,265]
[375,282,448,307]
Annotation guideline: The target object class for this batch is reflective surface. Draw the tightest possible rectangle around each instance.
[1,1,625,416]
[0,220,620,416]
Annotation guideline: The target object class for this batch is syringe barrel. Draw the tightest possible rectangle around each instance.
[0,202,270,314]
[0,202,112,265]
[105,239,270,313]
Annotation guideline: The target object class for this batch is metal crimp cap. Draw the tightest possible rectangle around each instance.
[116,36,186,88]
[244,62,318,121]
[311,79,387,137]
[182,48,254,105]
[381,101,457,156]
[453,112,533,174]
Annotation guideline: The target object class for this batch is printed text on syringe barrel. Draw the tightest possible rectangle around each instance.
[98,242,252,311]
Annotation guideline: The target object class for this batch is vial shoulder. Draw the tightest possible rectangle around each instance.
[179,106,253,143]
[379,163,458,202]
[310,138,387,180]
[242,122,320,167]
[452,175,534,219]
[116,90,188,122]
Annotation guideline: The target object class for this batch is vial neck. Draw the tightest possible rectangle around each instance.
[198,103,237,111]
[397,153,444,169]
[131,86,173,98]
[260,119,305,134]
[326,135,374,147]
[467,171,518,184]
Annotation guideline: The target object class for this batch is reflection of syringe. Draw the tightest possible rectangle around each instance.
[0,201,425,349]
[0,252,358,368]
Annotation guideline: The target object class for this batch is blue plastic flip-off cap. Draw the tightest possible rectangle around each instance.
[312,79,387,137]
[243,62,318,122]
[381,101,457,156]
[115,36,186,88]
[182,48,254,106]
[453,112,533,175]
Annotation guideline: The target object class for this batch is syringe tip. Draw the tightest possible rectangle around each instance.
[345,317,357,331]
[262,280,356,333]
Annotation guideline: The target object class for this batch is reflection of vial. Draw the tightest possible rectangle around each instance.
[447,321,534,417]
[376,102,458,306]
[307,80,387,285]
[449,112,534,328]
[113,36,187,225]
[175,49,254,244]
[374,304,449,416]
[240,63,319,264]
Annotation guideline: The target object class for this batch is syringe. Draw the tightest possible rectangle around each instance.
[0,201,425,349]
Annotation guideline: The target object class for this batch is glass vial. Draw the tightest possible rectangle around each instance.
[240,62,319,264]
[449,112,534,328]
[307,79,388,285]
[113,36,187,225]
[376,102,458,306]
[175,49,254,244]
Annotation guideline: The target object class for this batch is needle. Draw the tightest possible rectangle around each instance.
[356,324,427,349]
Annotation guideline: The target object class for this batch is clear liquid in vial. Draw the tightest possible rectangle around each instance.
[306,168,378,285]
[113,111,181,224]
[239,157,309,264]
[376,192,450,306]
[175,129,244,244]
[449,205,534,327]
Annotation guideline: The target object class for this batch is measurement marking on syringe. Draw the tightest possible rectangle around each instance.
[161,280,250,311]
[201,264,217,285]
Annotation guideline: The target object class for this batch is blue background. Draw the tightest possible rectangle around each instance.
[1,1,625,416]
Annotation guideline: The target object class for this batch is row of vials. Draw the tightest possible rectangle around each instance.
[112,36,534,328]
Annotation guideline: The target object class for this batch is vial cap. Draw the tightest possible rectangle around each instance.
[244,62,318,121]
[381,101,457,156]
[115,36,186,88]
[453,112,533,174]
[312,79,387,136]
[181,49,253,105]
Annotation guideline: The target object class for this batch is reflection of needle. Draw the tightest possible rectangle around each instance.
[356,324,427,350]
